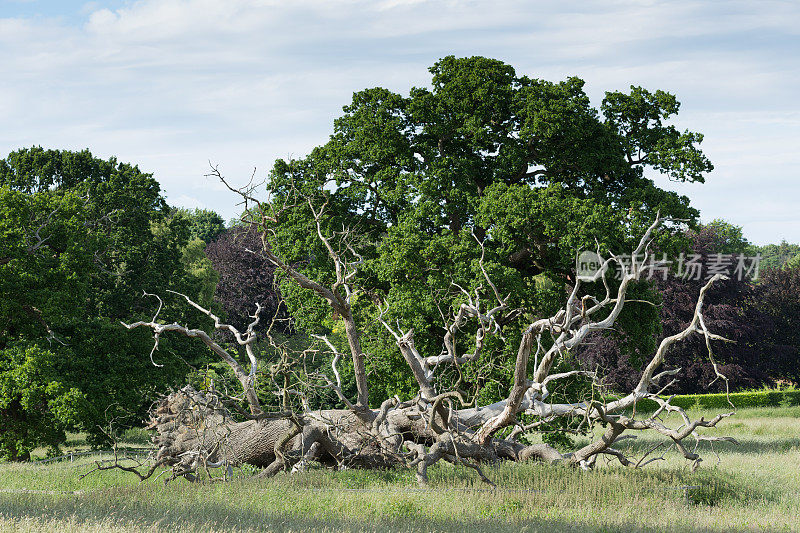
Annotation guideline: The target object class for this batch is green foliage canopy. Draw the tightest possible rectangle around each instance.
[175,208,227,245]
[253,56,712,405]
[0,148,213,459]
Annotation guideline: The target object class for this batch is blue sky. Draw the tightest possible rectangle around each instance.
[1,0,798,244]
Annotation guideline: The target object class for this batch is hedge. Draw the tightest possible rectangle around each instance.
[631,389,800,411]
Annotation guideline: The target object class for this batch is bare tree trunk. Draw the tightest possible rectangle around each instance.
[342,310,370,410]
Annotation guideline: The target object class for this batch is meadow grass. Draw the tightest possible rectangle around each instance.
[1,406,798,532]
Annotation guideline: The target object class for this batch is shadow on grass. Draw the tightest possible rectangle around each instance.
[617,436,800,456]
[722,437,800,454]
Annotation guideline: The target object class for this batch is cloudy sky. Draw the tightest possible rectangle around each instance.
[2,0,798,244]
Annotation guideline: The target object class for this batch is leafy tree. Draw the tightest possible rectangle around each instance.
[179,238,220,307]
[754,263,800,384]
[691,219,751,255]
[100,58,735,480]
[153,209,224,308]
[0,148,210,458]
[256,56,712,404]
[0,344,84,461]
[175,208,227,244]
[204,224,287,334]
[753,240,800,270]
[0,185,97,340]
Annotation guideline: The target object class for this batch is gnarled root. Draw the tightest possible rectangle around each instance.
[148,387,403,480]
[144,385,732,485]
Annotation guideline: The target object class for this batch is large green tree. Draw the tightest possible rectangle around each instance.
[0,148,211,459]
[253,56,711,405]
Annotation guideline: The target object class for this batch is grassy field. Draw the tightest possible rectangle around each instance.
[1,406,799,532]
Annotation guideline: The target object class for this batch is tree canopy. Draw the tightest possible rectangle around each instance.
[250,56,712,404]
[754,240,800,270]
[0,148,212,459]
[204,224,286,334]
[176,208,227,245]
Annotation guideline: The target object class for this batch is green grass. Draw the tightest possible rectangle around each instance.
[2,406,799,532]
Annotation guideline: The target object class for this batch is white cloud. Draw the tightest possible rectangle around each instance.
[1,0,798,243]
[171,194,206,210]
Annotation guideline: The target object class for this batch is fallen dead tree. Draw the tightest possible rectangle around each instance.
[95,179,736,486]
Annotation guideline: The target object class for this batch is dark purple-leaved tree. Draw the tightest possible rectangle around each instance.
[578,221,797,393]
[204,224,289,334]
[754,264,800,384]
